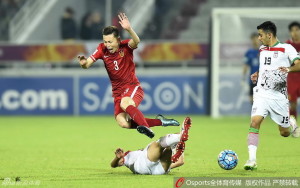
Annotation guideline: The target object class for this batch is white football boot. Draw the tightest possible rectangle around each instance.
[244,160,257,170]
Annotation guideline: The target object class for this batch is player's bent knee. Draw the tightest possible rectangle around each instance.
[120,97,135,111]
[116,117,130,128]
[118,122,130,128]
[250,121,260,129]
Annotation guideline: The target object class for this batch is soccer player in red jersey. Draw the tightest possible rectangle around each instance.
[286,22,300,120]
[77,13,179,138]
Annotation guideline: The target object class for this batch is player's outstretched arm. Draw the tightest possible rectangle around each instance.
[111,148,125,168]
[118,13,140,49]
[77,55,94,69]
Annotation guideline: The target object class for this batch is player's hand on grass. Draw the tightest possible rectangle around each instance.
[278,66,289,73]
[250,71,258,84]
[115,148,124,159]
[118,13,131,31]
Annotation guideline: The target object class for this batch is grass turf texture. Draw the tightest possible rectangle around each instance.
[0,116,300,187]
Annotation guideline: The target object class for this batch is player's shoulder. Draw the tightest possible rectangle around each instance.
[95,42,107,53]
[276,42,292,48]
[119,39,131,47]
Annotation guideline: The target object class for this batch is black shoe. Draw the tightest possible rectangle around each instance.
[156,114,180,127]
[137,126,155,138]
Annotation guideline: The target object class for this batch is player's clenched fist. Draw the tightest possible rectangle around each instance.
[250,71,258,84]
[77,55,87,68]
[115,148,124,159]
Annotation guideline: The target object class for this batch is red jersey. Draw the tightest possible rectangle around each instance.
[285,39,300,83]
[90,39,140,97]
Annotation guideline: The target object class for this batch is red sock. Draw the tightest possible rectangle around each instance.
[146,118,162,127]
[125,105,149,127]
[130,118,162,129]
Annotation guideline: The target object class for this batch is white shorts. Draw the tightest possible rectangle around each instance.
[251,96,290,128]
[133,143,167,175]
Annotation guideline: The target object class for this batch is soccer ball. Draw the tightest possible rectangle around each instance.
[217,150,238,170]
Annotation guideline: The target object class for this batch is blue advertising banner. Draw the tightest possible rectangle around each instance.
[219,75,252,115]
[79,76,207,115]
[0,75,299,115]
[0,77,74,115]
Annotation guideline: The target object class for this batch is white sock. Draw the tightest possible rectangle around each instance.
[289,117,297,133]
[248,145,257,161]
[158,134,180,148]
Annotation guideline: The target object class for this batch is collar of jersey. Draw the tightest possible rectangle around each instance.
[271,40,280,47]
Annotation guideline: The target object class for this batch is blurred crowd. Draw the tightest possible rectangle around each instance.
[0,0,25,41]
[60,7,105,41]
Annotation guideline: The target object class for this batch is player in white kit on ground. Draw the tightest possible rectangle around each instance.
[244,21,300,171]
[110,117,191,175]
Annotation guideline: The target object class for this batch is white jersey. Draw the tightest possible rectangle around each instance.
[256,42,299,99]
[123,144,167,175]
[123,150,142,174]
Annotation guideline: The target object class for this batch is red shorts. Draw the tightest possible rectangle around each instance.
[114,85,144,117]
[287,73,300,102]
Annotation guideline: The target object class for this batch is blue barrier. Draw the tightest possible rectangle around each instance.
[0,76,207,115]
[0,77,74,115]
[79,76,207,115]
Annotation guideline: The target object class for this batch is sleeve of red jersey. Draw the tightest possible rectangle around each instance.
[89,44,104,62]
[121,39,137,52]
[287,44,300,64]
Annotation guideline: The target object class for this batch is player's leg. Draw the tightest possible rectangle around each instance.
[120,96,154,138]
[277,115,300,138]
[287,79,298,119]
[171,117,192,163]
[244,115,263,170]
[149,133,181,163]
[268,98,300,138]
[159,148,173,172]
[114,97,134,128]
[129,115,179,128]
[121,86,179,128]
[115,112,131,128]
[147,131,184,161]
[244,96,267,170]
[145,142,174,174]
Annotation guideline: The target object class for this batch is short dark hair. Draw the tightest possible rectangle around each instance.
[257,21,277,37]
[102,26,120,38]
[288,21,300,31]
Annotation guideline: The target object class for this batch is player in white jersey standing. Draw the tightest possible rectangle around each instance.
[244,21,300,170]
[110,117,191,175]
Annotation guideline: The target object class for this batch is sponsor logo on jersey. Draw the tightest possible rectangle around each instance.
[119,50,124,57]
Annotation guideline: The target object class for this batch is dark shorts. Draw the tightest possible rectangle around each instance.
[249,83,256,96]
[114,85,144,117]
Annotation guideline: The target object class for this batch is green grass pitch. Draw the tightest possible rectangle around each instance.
[0,115,300,187]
